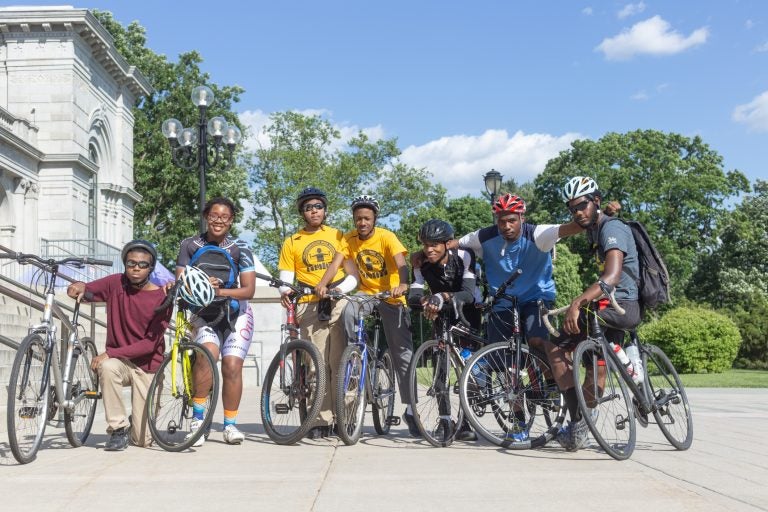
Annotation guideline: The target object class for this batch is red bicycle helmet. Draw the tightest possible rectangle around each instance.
[492,193,526,215]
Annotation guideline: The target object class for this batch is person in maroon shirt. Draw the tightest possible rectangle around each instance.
[67,240,170,451]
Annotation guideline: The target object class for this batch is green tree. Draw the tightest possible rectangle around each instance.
[94,11,249,263]
[533,130,749,296]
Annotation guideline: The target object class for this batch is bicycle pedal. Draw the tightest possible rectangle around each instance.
[18,406,41,419]
[84,390,101,399]
[274,403,290,414]
[385,416,401,426]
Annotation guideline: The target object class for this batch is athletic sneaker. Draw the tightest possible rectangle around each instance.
[435,418,456,442]
[186,418,206,447]
[556,418,588,451]
[402,411,422,438]
[505,422,529,443]
[223,424,245,444]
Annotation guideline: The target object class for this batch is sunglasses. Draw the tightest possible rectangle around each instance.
[302,203,326,212]
[567,200,591,214]
[206,214,233,223]
[125,260,152,269]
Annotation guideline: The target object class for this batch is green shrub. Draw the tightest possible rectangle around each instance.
[638,306,741,373]
[727,294,768,370]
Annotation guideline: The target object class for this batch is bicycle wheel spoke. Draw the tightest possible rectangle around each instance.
[643,344,693,450]
[372,349,396,435]
[65,338,99,447]
[336,345,366,445]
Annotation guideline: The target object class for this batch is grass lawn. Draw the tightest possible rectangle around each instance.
[679,369,768,388]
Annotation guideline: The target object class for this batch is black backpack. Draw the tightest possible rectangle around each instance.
[188,245,240,319]
[604,217,671,309]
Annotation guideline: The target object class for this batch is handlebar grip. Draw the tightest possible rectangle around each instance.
[538,300,568,338]
[154,282,178,313]
[598,281,626,315]
[494,268,523,299]
[86,258,114,266]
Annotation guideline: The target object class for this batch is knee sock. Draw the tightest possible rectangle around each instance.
[564,388,581,422]
[224,409,238,427]
[192,397,207,421]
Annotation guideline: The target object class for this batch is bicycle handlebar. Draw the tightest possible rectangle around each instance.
[0,251,113,268]
[539,283,625,337]
[493,268,523,300]
[254,272,314,299]
[327,290,392,302]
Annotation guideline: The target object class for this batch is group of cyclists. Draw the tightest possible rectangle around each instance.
[68,174,642,452]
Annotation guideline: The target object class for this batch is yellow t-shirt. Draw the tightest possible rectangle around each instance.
[278,225,348,303]
[342,227,408,305]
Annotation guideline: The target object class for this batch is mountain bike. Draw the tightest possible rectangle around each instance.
[458,270,565,449]
[145,281,220,452]
[540,284,693,460]
[255,272,327,445]
[327,291,397,445]
[1,251,112,464]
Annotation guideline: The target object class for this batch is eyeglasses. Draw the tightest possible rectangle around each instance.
[302,203,326,212]
[567,200,591,214]
[206,214,233,223]
[125,260,152,269]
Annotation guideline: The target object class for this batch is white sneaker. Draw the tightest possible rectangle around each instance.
[223,424,245,445]
[186,418,206,447]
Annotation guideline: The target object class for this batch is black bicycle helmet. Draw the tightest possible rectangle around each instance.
[121,239,157,269]
[418,219,454,243]
[296,187,328,211]
[351,194,380,215]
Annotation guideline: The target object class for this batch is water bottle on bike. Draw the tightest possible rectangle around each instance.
[610,342,641,385]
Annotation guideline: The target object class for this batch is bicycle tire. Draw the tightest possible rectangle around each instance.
[459,342,565,449]
[146,342,219,452]
[64,337,99,447]
[335,344,367,445]
[573,339,636,460]
[642,344,693,450]
[407,339,464,448]
[371,349,396,435]
[261,339,326,445]
[7,333,51,464]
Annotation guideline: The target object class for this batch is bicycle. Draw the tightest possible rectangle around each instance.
[1,251,112,464]
[540,284,693,460]
[458,270,565,449]
[145,280,221,452]
[327,291,397,445]
[255,272,327,445]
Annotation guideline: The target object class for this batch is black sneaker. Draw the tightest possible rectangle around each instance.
[456,421,477,442]
[104,427,129,451]
[305,426,330,440]
[435,418,456,442]
[402,412,422,438]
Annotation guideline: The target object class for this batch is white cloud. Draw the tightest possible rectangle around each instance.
[745,19,755,30]
[631,90,649,101]
[596,15,709,60]
[754,41,768,53]
[399,129,583,198]
[582,6,593,15]
[656,82,669,92]
[733,91,768,132]
[617,2,646,19]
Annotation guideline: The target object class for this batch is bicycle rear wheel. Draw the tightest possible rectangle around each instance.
[459,342,565,449]
[146,342,219,452]
[371,348,396,435]
[642,344,693,450]
[408,339,464,447]
[261,339,326,445]
[64,337,99,447]
[335,344,367,445]
[7,333,50,464]
[573,339,636,460]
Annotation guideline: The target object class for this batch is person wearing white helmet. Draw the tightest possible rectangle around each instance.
[67,240,171,451]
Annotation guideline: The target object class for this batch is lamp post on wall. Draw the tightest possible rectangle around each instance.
[161,85,242,232]
[483,169,503,205]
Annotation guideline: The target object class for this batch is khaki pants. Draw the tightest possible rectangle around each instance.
[98,357,154,447]
[296,299,345,426]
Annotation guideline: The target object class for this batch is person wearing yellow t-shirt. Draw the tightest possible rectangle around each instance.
[278,187,358,439]
[316,195,419,438]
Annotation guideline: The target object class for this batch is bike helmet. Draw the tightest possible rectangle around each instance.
[178,265,215,307]
[351,194,380,215]
[296,187,328,211]
[492,193,526,215]
[562,176,599,202]
[418,219,454,243]
[121,239,157,270]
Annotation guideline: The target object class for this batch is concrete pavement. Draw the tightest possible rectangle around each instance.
[1,388,766,512]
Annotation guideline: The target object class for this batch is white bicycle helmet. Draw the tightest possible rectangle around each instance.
[178,265,215,307]
[562,176,599,203]
[351,194,380,215]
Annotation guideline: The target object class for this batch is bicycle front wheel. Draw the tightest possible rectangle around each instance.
[459,342,565,449]
[64,337,99,447]
[335,344,367,445]
[261,339,326,445]
[371,348,396,435]
[146,342,219,452]
[7,333,51,464]
[408,339,464,447]
[573,339,636,460]
[643,344,693,450]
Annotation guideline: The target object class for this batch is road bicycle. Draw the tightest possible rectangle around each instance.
[327,291,397,445]
[458,270,565,449]
[540,284,693,460]
[255,272,326,445]
[2,251,112,464]
[145,281,220,452]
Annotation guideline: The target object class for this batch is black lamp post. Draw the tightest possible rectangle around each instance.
[161,85,242,232]
[483,169,503,205]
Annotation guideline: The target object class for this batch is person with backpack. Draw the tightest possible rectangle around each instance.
[550,176,642,451]
[175,197,256,446]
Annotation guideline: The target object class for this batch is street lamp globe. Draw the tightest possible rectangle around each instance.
[483,169,503,199]
[224,125,242,147]
[191,85,215,108]
[207,116,228,138]
[161,118,183,141]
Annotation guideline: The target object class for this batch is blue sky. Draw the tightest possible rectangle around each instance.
[25,1,768,196]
